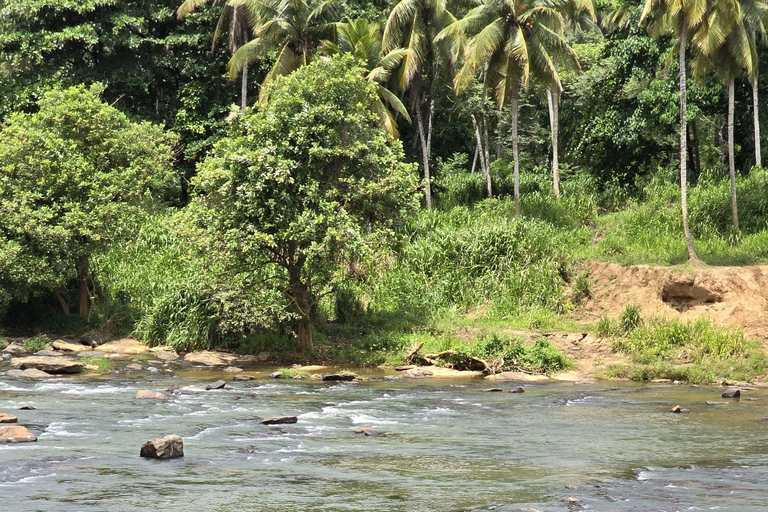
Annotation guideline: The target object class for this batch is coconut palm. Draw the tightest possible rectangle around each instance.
[438,0,575,218]
[741,0,768,168]
[640,0,713,264]
[177,0,253,110]
[318,18,412,138]
[227,0,340,102]
[693,0,758,233]
[383,0,456,209]
[548,0,596,198]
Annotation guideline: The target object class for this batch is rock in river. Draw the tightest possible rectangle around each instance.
[94,338,150,355]
[510,387,525,394]
[205,380,226,390]
[722,389,741,398]
[0,425,37,444]
[355,427,378,436]
[183,351,238,366]
[135,390,167,400]
[6,368,53,379]
[322,372,359,382]
[232,375,255,381]
[10,356,83,374]
[671,405,690,413]
[51,340,91,353]
[0,413,17,423]
[260,416,298,425]
[140,435,184,459]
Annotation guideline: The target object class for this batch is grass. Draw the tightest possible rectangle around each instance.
[596,314,768,384]
[23,334,51,352]
[80,356,115,372]
[275,367,311,379]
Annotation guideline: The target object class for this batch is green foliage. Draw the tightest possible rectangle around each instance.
[0,85,176,313]
[619,304,642,332]
[462,333,574,374]
[80,356,115,372]
[276,367,311,379]
[23,334,51,352]
[572,270,591,305]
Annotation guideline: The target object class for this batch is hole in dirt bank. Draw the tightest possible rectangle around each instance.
[661,281,722,312]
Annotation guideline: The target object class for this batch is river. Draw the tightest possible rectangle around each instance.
[1,366,767,511]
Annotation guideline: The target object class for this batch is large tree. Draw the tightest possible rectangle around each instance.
[0,85,176,317]
[188,56,419,352]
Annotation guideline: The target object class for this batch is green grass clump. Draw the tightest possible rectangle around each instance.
[23,334,51,352]
[604,317,768,383]
[80,356,115,372]
[276,367,310,379]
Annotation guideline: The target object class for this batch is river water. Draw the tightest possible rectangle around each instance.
[1,366,767,511]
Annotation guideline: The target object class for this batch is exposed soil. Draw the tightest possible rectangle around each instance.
[576,261,768,343]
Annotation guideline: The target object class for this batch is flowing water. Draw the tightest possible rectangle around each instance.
[2,365,768,511]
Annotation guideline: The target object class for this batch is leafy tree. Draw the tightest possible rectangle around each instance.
[188,56,419,352]
[0,85,176,317]
[319,18,412,138]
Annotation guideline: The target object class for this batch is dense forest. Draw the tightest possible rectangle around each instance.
[2,0,768,379]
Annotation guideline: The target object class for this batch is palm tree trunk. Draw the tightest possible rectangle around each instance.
[471,114,489,189]
[241,62,248,111]
[416,106,432,209]
[482,115,492,198]
[754,76,762,168]
[678,24,702,264]
[547,87,561,197]
[471,143,479,173]
[511,85,521,219]
[728,78,739,231]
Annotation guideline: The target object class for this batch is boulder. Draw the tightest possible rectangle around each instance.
[52,340,91,353]
[670,405,689,413]
[6,368,53,379]
[0,413,17,423]
[0,425,37,443]
[205,380,226,390]
[510,387,525,394]
[256,351,270,363]
[2,342,27,355]
[269,372,282,379]
[135,390,167,400]
[34,350,63,357]
[139,435,183,459]
[10,356,83,374]
[322,372,360,382]
[485,372,550,382]
[260,416,298,425]
[722,389,741,398]
[355,427,378,436]
[148,347,179,361]
[94,338,150,355]
[183,351,238,366]
[232,375,255,381]
[18,406,36,410]
[403,368,433,379]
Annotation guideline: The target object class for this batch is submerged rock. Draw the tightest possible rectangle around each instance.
[205,380,226,390]
[355,427,378,436]
[10,356,83,374]
[223,367,243,373]
[510,387,525,394]
[722,389,741,398]
[135,390,167,400]
[483,388,504,392]
[0,413,18,423]
[139,435,184,459]
[260,416,298,425]
[0,425,37,444]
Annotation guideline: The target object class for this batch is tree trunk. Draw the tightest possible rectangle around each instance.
[754,75,762,168]
[416,106,432,209]
[511,85,521,219]
[482,114,492,198]
[728,78,739,231]
[678,24,702,264]
[77,261,90,318]
[53,290,70,316]
[471,114,489,190]
[692,118,701,184]
[240,62,248,111]
[547,87,561,198]
[289,267,312,353]
[471,142,479,173]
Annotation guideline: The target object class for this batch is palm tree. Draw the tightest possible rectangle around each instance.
[640,0,711,264]
[438,0,574,218]
[177,0,253,110]
[227,0,340,102]
[693,0,756,233]
[548,0,596,198]
[741,0,768,168]
[383,0,456,209]
[318,18,412,138]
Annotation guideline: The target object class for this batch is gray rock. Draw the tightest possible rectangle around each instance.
[10,356,83,374]
[322,372,360,381]
[6,368,53,379]
[256,351,270,362]
[125,364,144,371]
[722,389,741,398]
[671,405,690,413]
[269,372,282,378]
[34,350,63,357]
[260,416,298,425]
[139,435,183,459]
[205,380,226,390]
[510,387,525,393]
[232,375,255,381]
[483,388,504,392]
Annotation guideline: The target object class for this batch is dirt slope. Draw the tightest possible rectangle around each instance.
[576,261,768,342]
